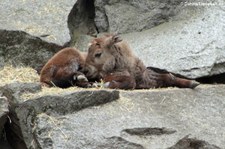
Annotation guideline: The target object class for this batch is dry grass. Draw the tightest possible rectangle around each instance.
[0,65,80,100]
[0,65,107,100]
[0,65,39,87]
[21,86,84,100]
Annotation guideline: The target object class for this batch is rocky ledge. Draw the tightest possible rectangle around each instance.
[0,83,224,149]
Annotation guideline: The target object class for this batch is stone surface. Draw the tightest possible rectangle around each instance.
[0,30,62,71]
[16,85,225,149]
[121,1,225,79]
[168,136,221,149]
[68,0,97,43]
[0,82,42,104]
[0,82,42,149]
[0,0,76,45]
[15,89,119,148]
[0,96,9,140]
[94,0,184,34]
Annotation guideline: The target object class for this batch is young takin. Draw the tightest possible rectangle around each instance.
[40,47,90,88]
[84,34,200,89]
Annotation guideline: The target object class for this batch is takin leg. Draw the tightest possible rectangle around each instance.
[161,73,200,89]
[102,71,136,89]
[53,68,90,88]
[40,65,90,88]
[50,73,90,88]
[148,68,200,89]
[50,74,75,88]
[139,68,200,89]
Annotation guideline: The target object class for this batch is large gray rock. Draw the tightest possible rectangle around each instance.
[94,0,185,34]
[68,0,97,38]
[15,89,119,149]
[15,85,225,149]
[0,0,76,45]
[121,1,225,78]
[0,82,42,149]
[0,82,42,103]
[69,0,185,48]
[0,30,62,71]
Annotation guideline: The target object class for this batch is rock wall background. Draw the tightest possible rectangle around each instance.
[0,0,225,79]
[0,0,225,149]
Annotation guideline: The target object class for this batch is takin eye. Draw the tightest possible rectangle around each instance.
[95,43,101,48]
[94,52,102,58]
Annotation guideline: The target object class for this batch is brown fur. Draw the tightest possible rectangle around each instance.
[40,47,89,88]
[102,71,136,89]
[85,34,200,89]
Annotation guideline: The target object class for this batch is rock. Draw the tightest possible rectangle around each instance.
[68,0,97,43]
[0,82,42,103]
[0,96,9,140]
[121,2,225,78]
[14,89,119,148]
[0,0,76,45]
[68,0,184,44]
[122,127,176,136]
[167,136,221,149]
[0,30,62,71]
[0,82,42,149]
[13,85,225,148]
[94,0,184,34]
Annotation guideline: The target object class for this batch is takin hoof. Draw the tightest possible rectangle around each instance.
[103,82,110,88]
[190,80,200,89]
[74,74,91,88]
[74,75,88,82]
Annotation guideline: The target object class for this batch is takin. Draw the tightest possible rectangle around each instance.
[40,47,90,88]
[84,34,200,90]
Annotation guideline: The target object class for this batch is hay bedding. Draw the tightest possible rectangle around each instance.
[0,65,39,86]
[0,65,81,99]
[0,65,104,100]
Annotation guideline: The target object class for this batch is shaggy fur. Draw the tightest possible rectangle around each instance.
[40,47,89,88]
[85,34,200,89]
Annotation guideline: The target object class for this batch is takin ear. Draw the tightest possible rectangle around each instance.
[111,35,122,44]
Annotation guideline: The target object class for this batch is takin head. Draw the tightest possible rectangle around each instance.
[84,34,123,79]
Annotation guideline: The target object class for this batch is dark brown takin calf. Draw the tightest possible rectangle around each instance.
[40,47,90,88]
[84,34,200,90]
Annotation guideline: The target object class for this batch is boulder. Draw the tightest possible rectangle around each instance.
[0,82,42,149]
[12,85,225,148]
[94,0,184,34]
[11,86,119,148]
[0,0,76,45]
[0,30,62,71]
[0,82,42,103]
[67,0,96,50]
[68,0,184,47]
[121,2,225,79]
